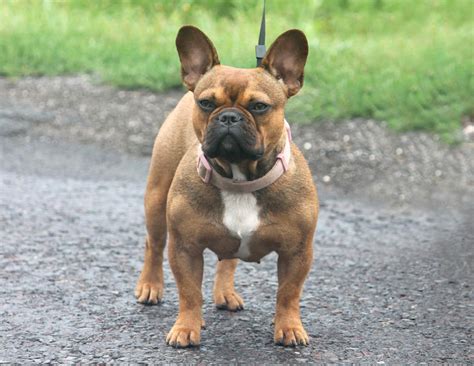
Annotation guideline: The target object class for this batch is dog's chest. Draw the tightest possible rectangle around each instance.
[220,166,261,260]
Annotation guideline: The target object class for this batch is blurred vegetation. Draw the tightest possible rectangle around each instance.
[0,0,473,141]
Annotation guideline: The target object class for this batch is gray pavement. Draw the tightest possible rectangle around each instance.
[0,76,473,363]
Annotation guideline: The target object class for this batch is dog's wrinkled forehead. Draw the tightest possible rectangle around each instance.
[194,65,286,105]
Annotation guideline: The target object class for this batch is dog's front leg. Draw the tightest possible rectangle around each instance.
[166,234,203,348]
[274,242,313,347]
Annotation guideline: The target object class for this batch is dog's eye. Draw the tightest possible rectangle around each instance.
[198,99,216,111]
[250,102,270,113]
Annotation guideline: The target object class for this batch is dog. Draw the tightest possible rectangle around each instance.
[135,25,319,348]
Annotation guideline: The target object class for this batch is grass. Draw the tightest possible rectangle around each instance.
[0,0,473,142]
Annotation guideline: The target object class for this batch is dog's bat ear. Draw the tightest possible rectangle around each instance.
[176,25,220,91]
[261,29,308,97]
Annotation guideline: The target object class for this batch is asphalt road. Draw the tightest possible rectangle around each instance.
[1,76,473,363]
[1,132,472,363]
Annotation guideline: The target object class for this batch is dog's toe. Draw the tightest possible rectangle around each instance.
[214,291,244,312]
[274,324,309,347]
[135,282,163,305]
[166,325,200,348]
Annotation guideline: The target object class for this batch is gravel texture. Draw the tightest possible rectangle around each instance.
[0,76,473,363]
[1,75,472,209]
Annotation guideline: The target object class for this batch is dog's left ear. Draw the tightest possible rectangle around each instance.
[176,25,220,91]
[261,29,308,97]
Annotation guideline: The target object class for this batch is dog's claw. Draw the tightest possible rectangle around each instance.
[216,303,244,312]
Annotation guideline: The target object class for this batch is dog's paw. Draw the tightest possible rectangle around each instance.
[166,324,201,348]
[274,324,309,347]
[135,277,163,305]
[214,290,244,311]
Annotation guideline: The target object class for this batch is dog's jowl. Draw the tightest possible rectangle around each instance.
[135,26,319,348]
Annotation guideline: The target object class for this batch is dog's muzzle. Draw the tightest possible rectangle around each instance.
[202,109,263,163]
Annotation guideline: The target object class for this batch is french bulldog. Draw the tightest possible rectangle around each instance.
[135,25,319,348]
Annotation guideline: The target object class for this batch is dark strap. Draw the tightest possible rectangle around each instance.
[255,0,266,66]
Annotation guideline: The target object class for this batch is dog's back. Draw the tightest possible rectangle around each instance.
[147,91,198,189]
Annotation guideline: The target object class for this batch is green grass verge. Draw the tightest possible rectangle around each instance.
[1,0,473,141]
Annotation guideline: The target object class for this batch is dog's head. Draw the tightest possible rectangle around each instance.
[176,25,308,164]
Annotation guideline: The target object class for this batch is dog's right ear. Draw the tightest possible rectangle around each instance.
[176,26,220,91]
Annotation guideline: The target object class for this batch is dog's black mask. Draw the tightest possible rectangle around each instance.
[202,108,264,163]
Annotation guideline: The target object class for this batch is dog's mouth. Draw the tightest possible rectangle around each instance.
[217,134,241,160]
[202,127,263,163]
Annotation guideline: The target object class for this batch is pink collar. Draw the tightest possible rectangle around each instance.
[197,121,292,193]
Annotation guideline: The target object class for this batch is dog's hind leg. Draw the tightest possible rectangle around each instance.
[135,171,173,304]
[213,259,244,311]
[135,132,181,305]
[135,99,196,305]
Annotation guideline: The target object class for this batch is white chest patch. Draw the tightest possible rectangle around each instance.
[220,165,260,260]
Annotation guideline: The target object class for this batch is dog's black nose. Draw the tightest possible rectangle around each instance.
[217,111,244,126]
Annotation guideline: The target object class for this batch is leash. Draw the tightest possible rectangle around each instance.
[255,0,266,66]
